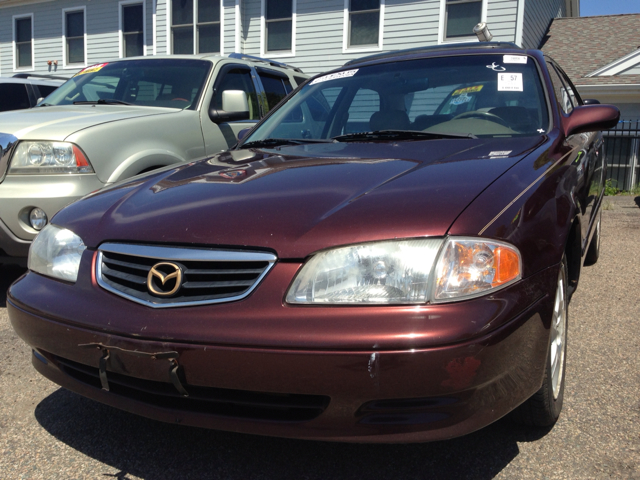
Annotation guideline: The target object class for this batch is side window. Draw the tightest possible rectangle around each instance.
[556,66,582,107]
[258,72,288,111]
[547,62,574,115]
[35,85,59,98]
[0,84,30,111]
[293,75,307,87]
[213,68,260,120]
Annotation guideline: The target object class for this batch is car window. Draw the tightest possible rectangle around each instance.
[0,83,30,111]
[43,59,211,109]
[247,54,550,141]
[258,72,289,111]
[212,68,260,120]
[36,85,60,98]
[547,62,575,115]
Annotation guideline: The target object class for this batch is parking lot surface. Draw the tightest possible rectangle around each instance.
[1,196,639,480]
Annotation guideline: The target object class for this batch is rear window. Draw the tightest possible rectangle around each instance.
[0,83,30,111]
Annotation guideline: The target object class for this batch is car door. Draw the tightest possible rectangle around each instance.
[200,63,263,154]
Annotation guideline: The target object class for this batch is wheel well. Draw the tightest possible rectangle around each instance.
[565,218,581,300]
[137,165,163,175]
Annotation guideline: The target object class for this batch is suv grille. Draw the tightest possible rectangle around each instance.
[53,354,329,422]
[97,243,277,308]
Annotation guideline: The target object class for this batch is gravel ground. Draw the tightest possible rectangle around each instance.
[0,196,639,479]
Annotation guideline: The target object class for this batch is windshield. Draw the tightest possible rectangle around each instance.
[243,54,550,143]
[43,59,211,109]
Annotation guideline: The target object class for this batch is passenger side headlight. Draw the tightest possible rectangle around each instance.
[286,237,521,305]
[28,224,86,282]
[8,141,94,174]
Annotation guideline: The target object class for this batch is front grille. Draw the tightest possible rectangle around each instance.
[54,355,329,422]
[97,243,277,308]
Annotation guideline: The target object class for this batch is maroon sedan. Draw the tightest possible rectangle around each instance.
[8,43,619,443]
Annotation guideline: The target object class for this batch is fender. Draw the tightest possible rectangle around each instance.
[106,150,188,184]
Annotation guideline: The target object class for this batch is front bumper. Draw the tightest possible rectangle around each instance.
[8,260,558,443]
[0,174,105,262]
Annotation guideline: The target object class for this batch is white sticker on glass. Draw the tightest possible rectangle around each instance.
[497,72,523,92]
[503,55,528,64]
[310,69,359,85]
[489,151,512,156]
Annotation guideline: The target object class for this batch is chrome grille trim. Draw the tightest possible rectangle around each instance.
[96,243,277,309]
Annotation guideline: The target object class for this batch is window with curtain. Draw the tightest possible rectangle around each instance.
[15,17,32,68]
[445,0,482,39]
[349,0,379,47]
[172,0,220,54]
[265,0,293,52]
[123,4,144,57]
[66,11,85,64]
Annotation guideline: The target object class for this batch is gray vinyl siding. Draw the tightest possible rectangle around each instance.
[156,0,167,54]
[522,0,565,50]
[293,0,343,74]
[241,0,261,56]
[486,0,518,42]
[223,0,236,54]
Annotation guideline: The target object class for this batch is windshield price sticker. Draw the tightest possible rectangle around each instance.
[503,55,528,64]
[452,85,483,96]
[310,69,359,85]
[489,150,512,157]
[74,63,108,77]
[497,72,523,92]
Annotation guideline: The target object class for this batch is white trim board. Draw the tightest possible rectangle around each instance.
[586,49,640,77]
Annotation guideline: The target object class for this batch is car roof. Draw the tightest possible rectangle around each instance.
[0,76,65,86]
[343,42,530,67]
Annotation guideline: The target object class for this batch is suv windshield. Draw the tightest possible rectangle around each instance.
[244,54,550,143]
[44,59,211,109]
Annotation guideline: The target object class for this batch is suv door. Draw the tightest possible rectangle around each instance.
[200,63,263,154]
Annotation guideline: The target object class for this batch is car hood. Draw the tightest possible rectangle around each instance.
[0,105,180,141]
[54,137,544,259]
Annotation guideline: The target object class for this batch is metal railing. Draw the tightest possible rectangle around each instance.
[604,119,640,193]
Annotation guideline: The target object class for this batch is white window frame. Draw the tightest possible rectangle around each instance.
[13,13,35,72]
[438,0,487,45]
[167,0,224,55]
[62,6,88,68]
[260,0,296,58]
[119,0,147,58]
[342,0,384,54]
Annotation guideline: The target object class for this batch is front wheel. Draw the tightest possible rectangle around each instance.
[512,256,568,426]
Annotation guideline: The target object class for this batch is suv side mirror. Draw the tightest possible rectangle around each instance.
[237,127,252,141]
[564,105,620,137]
[209,90,250,124]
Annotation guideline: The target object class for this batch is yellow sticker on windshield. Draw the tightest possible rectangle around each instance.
[74,63,108,77]
[452,85,484,96]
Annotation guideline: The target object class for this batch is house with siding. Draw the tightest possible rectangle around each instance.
[0,0,577,78]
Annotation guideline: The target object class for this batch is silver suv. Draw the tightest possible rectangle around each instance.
[0,74,65,112]
[0,54,306,265]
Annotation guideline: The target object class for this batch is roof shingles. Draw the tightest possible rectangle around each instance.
[540,14,640,86]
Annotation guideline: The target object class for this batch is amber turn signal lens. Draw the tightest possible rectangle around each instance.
[492,246,521,287]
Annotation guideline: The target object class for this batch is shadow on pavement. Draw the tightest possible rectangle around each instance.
[0,265,27,308]
[35,388,553,480]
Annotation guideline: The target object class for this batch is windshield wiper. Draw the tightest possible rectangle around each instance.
[332,130,477,141]
[241,138,337,149]
[73,99,132,106]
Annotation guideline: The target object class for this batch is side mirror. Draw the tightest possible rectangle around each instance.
[36,97,44,105]
[583,99,600,105]
[564,104,620,137]
[209,90,250,124]
[237,127,252,141]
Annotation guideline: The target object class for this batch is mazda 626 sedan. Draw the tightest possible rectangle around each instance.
[8,42,619,443]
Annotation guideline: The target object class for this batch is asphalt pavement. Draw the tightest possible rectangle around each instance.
[1,195,639,479]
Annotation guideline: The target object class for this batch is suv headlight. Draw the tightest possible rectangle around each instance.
[8,141,94,174]
[28,224,86,282]
[286,237,521,305]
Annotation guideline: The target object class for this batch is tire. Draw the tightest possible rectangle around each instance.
[584,209,601,266]
[512,256,568,427]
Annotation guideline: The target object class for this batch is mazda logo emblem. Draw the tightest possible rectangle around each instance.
[147,262,183,297]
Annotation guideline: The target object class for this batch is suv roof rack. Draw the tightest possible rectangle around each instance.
[228,53,304,73]
[12,73,68,81]
[344,42,523,66]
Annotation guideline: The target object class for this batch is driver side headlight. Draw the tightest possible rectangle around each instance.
[28,224,86,282]
[285,237,521,304]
